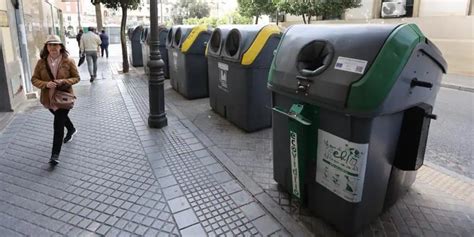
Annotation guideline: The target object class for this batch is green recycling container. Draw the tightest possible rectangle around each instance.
[207,24,281,132]
[166,25,211,99]
[268,23,447,235]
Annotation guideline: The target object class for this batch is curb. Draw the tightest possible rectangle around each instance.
[441,83,474,92]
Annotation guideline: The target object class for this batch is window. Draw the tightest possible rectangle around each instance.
[381,0,413,18]
[323,13,343,20]
[406,0,414,16]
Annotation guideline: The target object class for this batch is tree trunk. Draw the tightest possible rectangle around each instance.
[121,6,129,73]
[302,14,307,24]
[308,15,312,24]
[95,2,103,31]
[276,9,279,26]
[255,15,259,24]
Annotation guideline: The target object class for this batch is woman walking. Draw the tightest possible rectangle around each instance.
[31,35,80,165]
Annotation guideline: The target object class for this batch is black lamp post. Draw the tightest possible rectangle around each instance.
[148,0,167,128]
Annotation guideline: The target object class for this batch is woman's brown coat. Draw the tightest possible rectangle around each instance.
[31,57,80,107]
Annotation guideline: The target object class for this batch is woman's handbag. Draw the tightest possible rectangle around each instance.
[45,61,76,109]
[52,89,76,109]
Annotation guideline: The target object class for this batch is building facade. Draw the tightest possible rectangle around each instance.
[0,0,63,112]
[283,0,474,76]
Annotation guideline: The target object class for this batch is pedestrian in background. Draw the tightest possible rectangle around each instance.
[31,35,80,165]
[80,26,101,82]
[99,29,109,58]
[76,29,83,55]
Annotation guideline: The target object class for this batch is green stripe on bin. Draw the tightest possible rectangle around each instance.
[347,24,425,111]
[287,104,319,200]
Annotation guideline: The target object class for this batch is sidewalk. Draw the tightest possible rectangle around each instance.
[0,50,472,236]
[0,57,298,236]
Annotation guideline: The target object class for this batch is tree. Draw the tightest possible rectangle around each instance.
[91,0,103,31]
[172,0,210,24]
[183,12,252,27]
[237,0,277,24]
[188,2,210,18]
[277,0,361,24]
[99,0,140,73]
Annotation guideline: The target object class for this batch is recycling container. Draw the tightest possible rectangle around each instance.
[127,27,134,41]
[167,25,211,99]
[141,26,150,73]
[166,26,179,86]
[159,27,170,78]
[268,23,447,235]
[207,24,281,132]
[129,26,144,67]
[142,26,170,77]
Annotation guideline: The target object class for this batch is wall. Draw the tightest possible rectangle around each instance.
[345,0,374,20]
[0,0,25,111]
[419,0,470,16]
[23,0,64,77]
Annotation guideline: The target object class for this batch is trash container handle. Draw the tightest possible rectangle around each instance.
[272,107,312,126]
[410,78,433,89]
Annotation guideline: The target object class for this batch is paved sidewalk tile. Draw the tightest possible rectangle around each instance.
[0,78,179,236]
[118,74,288,236]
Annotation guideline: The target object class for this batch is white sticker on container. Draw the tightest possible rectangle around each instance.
[218,62,229,91]
[172,52,178,71]
[334,56,368,74]
[316,130,368,203]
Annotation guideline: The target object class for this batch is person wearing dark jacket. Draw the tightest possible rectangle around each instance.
[76,29,83,55]
[31,35,80,165]
[99,30,109,58]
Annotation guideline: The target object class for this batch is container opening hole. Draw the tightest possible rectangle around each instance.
[174,28,182,46]
[297,41,332,73]
[209,30,221,53]
[167,29,173,45]
[226,30,240,57]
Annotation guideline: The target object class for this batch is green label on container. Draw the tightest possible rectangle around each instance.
[316,130,368,203]
[289,130,300,198]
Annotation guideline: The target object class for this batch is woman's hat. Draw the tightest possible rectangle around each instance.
[44,35,63,45]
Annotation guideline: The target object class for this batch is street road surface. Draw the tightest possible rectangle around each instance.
[426,87,473,179]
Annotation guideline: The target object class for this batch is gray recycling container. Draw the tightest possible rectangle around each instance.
[207,24,281,132]
[267,23,447,235]
[159,27,170,79]
[166,26,179,84]
[127,27,134,41]
[129,26,144,67]
[167,25,211,99]
[142,26,169,78]
[141,26,150,73]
